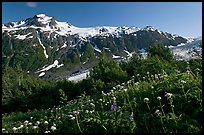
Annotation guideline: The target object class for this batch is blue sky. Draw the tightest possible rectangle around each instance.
[2,2,202,38]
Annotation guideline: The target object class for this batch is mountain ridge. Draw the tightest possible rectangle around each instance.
[3,14,200,80]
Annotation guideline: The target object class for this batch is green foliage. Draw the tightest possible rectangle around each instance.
[81,43,96,63]
[2,42,202,133]
[147,44,175,62]
[2,35,49,71]
[59,89,68,105]
[90,51,128,91]
[2,69,202,133]
[121,52,143,77]
[63,49,80,67]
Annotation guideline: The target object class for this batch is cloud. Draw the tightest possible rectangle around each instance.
[26,2,37,8]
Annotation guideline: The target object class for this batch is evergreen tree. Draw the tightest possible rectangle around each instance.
[81,43,95,63]
[147,44,175,62]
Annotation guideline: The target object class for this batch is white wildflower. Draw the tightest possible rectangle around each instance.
[90,110,95,114]
[50,126,56,131]
[85,110,89,113]
[154,109,161,116]
[165,93,173,99]
[144,98,149,103]
[73,110,79,115]
[180,80,186,84]
[157,96,162,100]
[90,103,95,108]
[24,120,29,125]
[45,130,50,133]
[33,126,38,129]
[70,117,75,120]
[12,127,17,131]
[124,89,127,92]
[44,121,48,125]
[68,114,73,118]
[99,99,102,102]
[155,74,158,79]
[36,121,40,125]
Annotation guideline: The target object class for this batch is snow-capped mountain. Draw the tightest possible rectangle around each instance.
[3,14,197,80]
[2,14,185,41]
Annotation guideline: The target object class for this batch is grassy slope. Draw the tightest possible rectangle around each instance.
[2,69,202,133]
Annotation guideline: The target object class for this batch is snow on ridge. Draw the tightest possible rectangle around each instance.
[143,26,157,31]
[124,50,133,58]
[37,36,49,59]
[67,71,90,82]
[57,63,64,68]
[15,34,27,40]
[186,38,195,43]
[37,60,64,73]
[36,31,48,59]
[38,72,45,77]
[14,32,32,40]
[94,47,102,53]
[36,14,47,18]
[112,55,122,59]
[2,14,188,40]
[177,43,186,47]
[60,43,67,49]
[36,14,53,25]
[93,44,102,53]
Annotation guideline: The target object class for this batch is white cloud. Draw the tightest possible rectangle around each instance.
[26,2,37,8]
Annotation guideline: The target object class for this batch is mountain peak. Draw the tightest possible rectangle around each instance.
[26,14,57,27]
[36,14,48,18]
[143,26,157,31]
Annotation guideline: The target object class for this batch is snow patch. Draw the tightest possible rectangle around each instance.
[67,71,90,82]
[112,55,121,59]
[14,32,32,40]
[37,32,49,58]
[36,60,64,73]
[60,43,67,49]
[38,72,45,77]
[124,50,133,57]
[57,63,64,68]
[94,47,102,53]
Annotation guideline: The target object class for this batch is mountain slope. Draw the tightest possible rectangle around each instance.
[2,14,190,80]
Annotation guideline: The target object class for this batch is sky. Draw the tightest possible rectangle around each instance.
[2,2,202,38]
